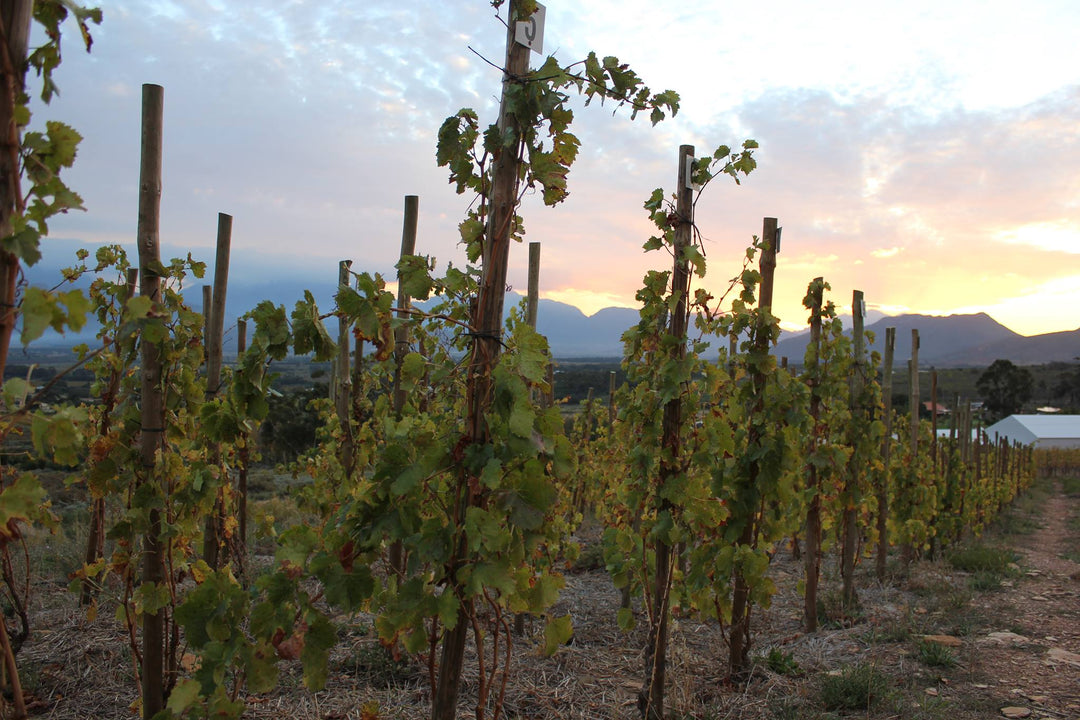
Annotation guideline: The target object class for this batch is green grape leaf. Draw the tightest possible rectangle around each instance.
[542,614,573,656]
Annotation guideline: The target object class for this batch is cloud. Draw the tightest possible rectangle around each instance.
[29,0,1080,340]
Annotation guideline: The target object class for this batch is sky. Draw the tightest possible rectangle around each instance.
[30,0,1080,337]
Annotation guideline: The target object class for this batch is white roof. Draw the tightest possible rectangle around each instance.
[985,414,1080,444]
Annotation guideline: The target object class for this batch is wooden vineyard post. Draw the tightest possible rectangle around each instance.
[433,1,531,716]
[203,213,232,570]
[962,399,972,463]
[804,278,825,631]
[902,329,920,566]
[336,259,354,478]
[876,327,895,579]
[728,217,779,680]
[527,241,556,412]
[525,241,543,405]
[949,393,958,454]
[136,83,166,720]
[0,0,32,387]
[389,196,419,578]
[931,369,939,470]
[513,241,542,637]
[201,286,212,363]
[205,213,232,397]
[608,370,616,430]
[910,330,920,451]
[841,289,865,608]
[236,317,249,582]
[392,196,419,421]
[638,144,694,720]
[928,367,940,558]
[526,241,540,327]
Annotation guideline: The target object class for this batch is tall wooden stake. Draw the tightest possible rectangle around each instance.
[608,370,616,429]
[203,213,232,570]
[514,240,542,636]
[336,259,354,478]
[728,217,778,680]
[876,327,896,579]
[0,10,33,713]
[389,196,419,578]
[201,285,212,364]
[841,289,865,608]
[136,83,166,720]
[433,2,531,717]
[526,241,540,327]
[903,329,920,566]
[235,317,249,582]
[640,145,694,720]
[803,278,825,631]
[0,0,32,387]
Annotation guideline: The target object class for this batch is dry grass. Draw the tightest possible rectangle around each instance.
[9,477,1080,719]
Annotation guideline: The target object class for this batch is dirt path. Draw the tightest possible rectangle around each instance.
[963,480,1080,719]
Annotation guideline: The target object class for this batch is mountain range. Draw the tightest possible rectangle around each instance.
[771,312,1080,368]
[21,240,1079,367]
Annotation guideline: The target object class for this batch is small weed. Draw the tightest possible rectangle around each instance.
[916,638,958,668]
[947,613,978,637]
[946,544,1018,576]
[900,693,954,720]
[997,511,1042,536]
[865,619,912,644]
[968,569,1001,591]
[819,663,889,711]
[341,643,415,687]
[759,647,801,676]
[817,589,864,629]
[1061,476,1080,496]
[768,698,817,720]
[571,541,605,573]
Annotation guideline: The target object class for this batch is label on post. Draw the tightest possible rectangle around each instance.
[516,2,546,54]
[685,155,695,190]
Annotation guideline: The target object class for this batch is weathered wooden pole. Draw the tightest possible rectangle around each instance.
[0,5,31,700]
[203,213,232,570]
[608,370,616,429]
[389,196,419,579]
[804,278,825,630]
[930,369,939,471]
[876,326,896,579]
[639,144,694,720]
[903,329,920,565]
[511,240,543,637]
[909,330,920,452]
[433,2,531,716]
[335,259,354,478]
[0,0,33,389]
[201,285,212,363]
[392,196,419,417]
[841,289,865,607]
[235,316,249,581]
[206,213,232,395]
[136,83,166,720]
[728,216,778,680]
[527,241,540,327]
[928,367,941,557]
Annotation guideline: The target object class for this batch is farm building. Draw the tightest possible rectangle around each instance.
[984,414,1080,449]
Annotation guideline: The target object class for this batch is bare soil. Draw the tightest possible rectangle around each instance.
[14,477,1080,719]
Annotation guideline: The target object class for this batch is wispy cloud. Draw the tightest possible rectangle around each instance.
[32,0,1080,338]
